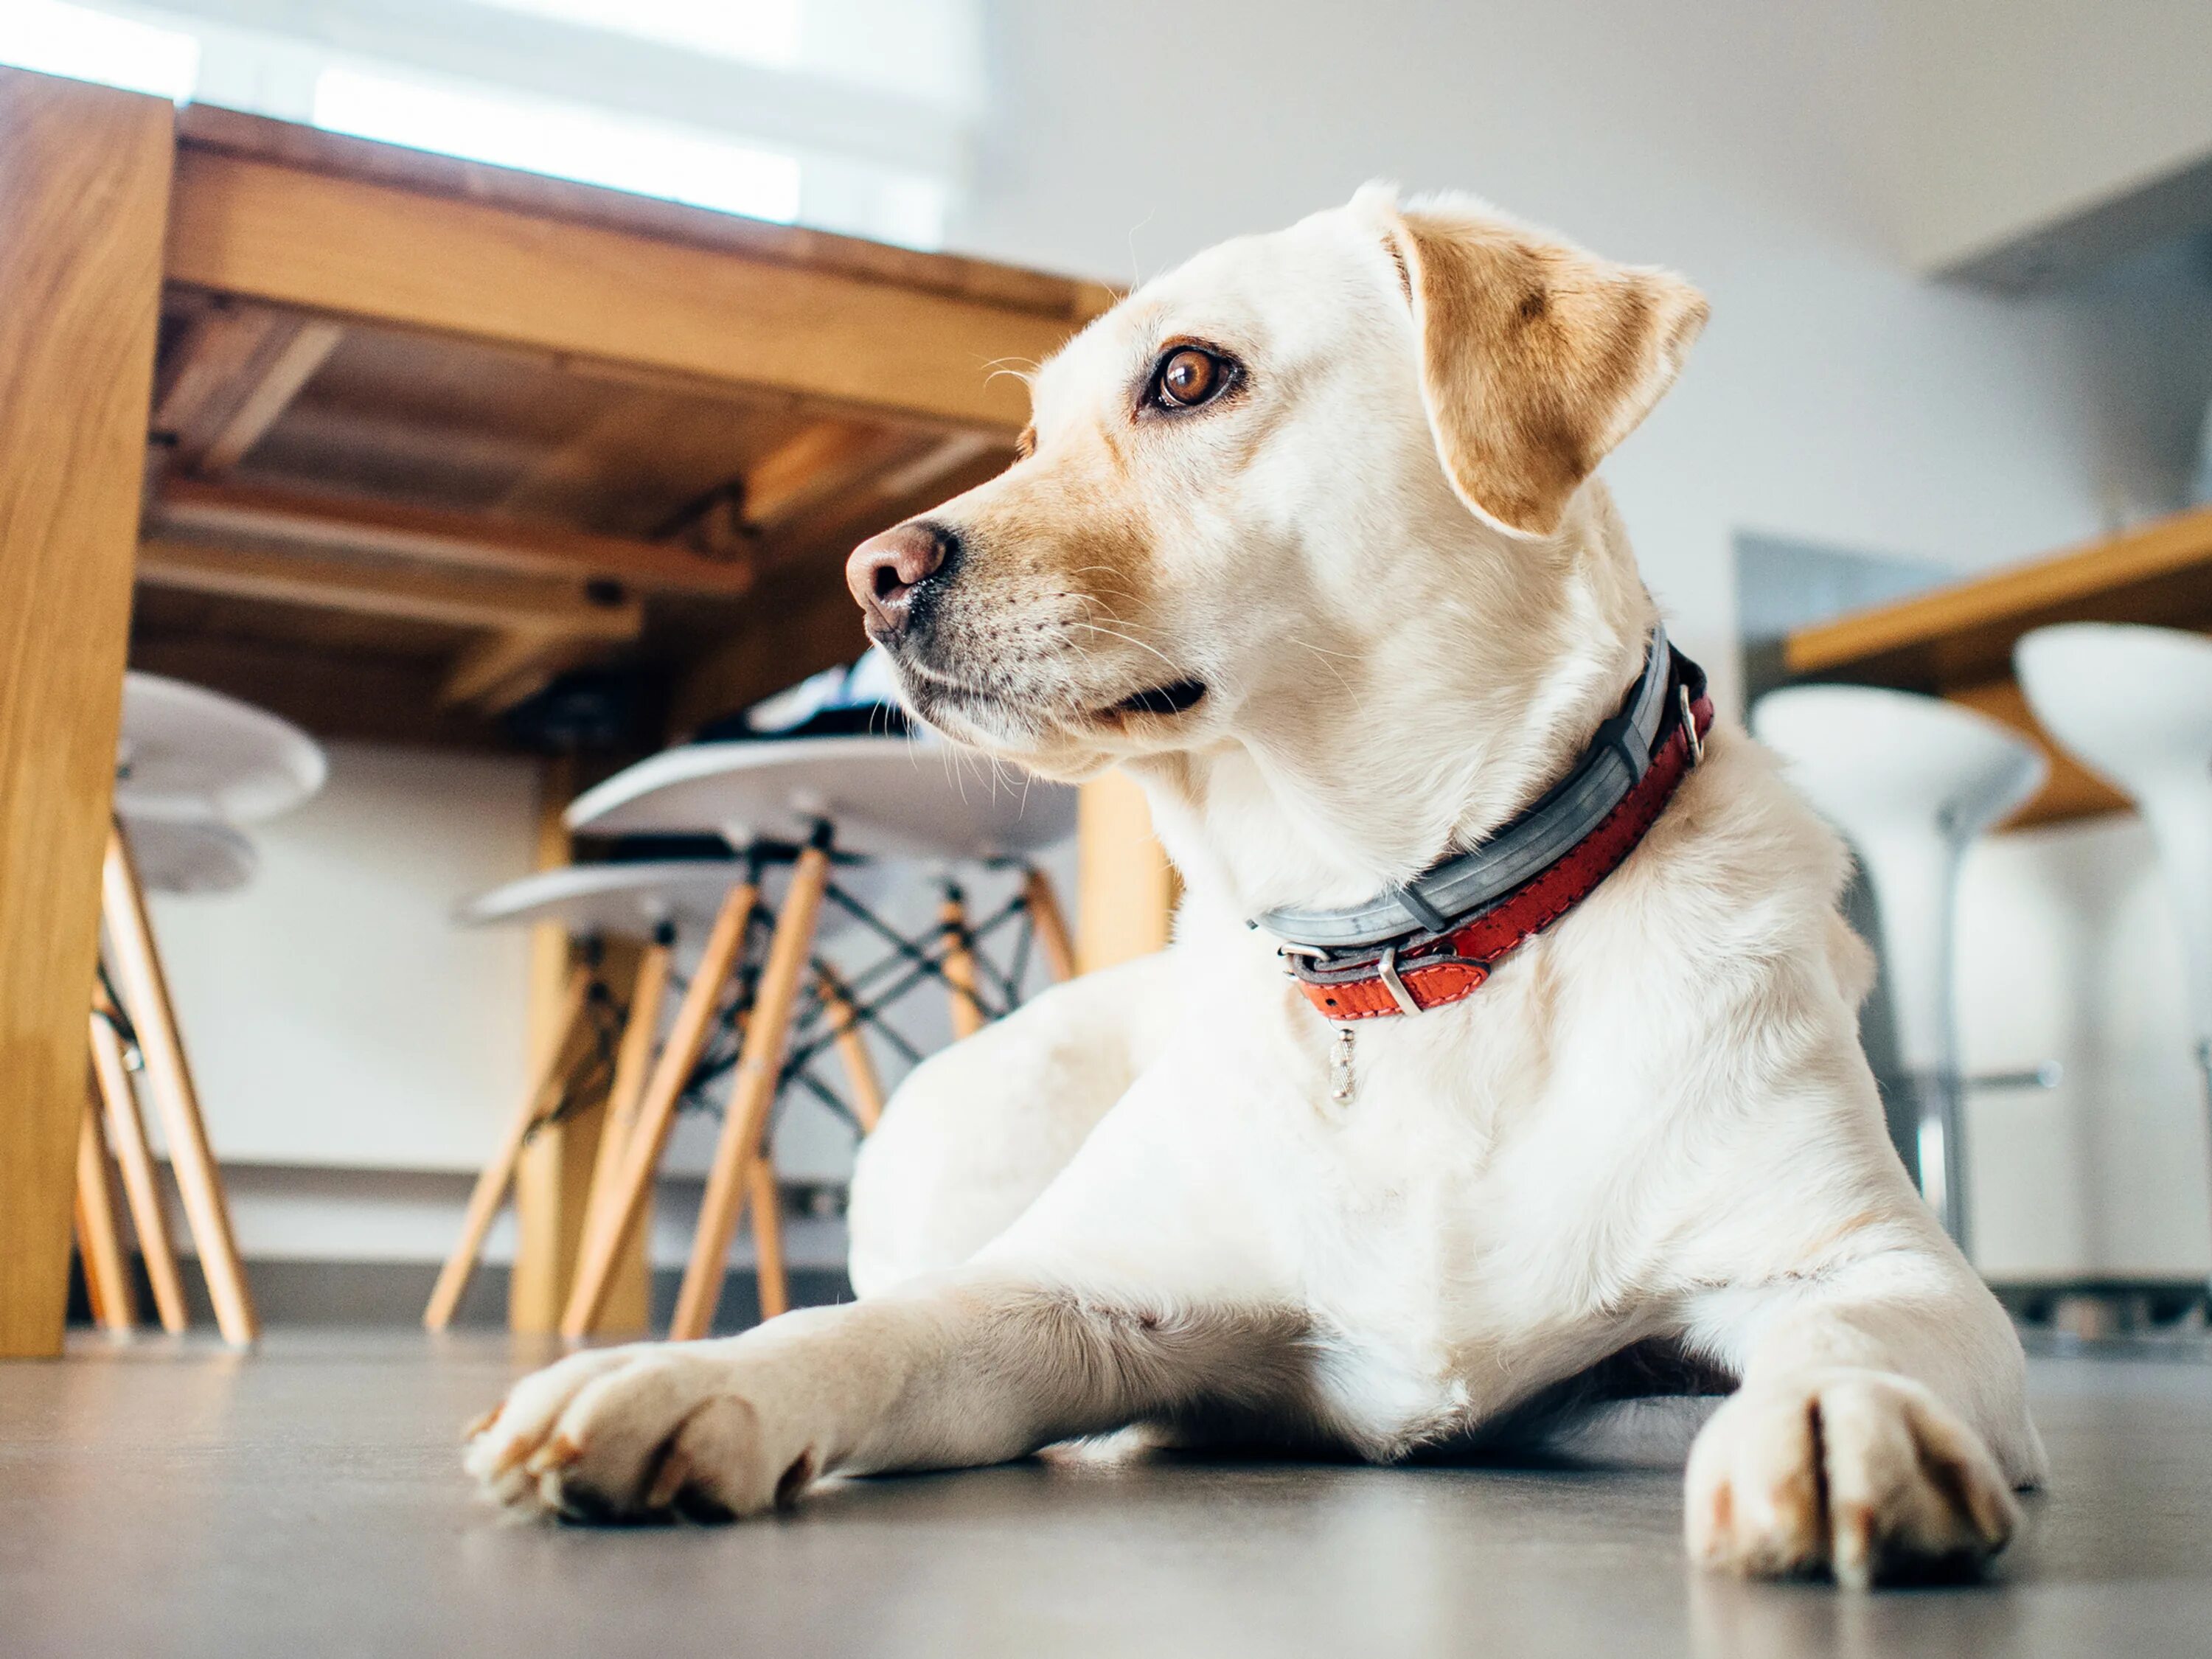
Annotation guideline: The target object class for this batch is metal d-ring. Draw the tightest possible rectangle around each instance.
[1679,684,1704,768]
[1377,945,1422,1017]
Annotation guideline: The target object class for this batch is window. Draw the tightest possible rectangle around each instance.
[0,0,976,250]
[470,0,801,68]
[1,0,199,100]
[312,68,802,224]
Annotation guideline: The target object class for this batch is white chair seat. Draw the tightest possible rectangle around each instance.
[1753,684,2047,1251]
[115,672,327,824]
[1750,686,2048,851]
[564,737,1074,860]
[455,858,883,944]
[2016,624,2212,789]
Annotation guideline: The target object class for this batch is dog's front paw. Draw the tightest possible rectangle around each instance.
[462,1341,818,1524]
[1685,1368,2018,1587]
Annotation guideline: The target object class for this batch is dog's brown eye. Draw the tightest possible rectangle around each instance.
[1156,347,1225,408]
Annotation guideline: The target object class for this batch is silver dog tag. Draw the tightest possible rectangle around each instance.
[1329,1025,1357,1105]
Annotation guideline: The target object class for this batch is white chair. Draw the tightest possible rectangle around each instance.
[556,737,1077,1339]
[2017,623,2212,1281]
[425,857,891,1331]
[82,674,329,1344]
[1753,686,2047,1251]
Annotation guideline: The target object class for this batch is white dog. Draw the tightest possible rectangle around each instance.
[467,186,2045,1587]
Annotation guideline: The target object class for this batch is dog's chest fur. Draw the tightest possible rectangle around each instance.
[1126,737,1873,1447]
[1161,924,1697,1444]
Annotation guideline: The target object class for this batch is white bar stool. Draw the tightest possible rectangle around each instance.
[1753,686,2046,1251]
[2016,622,2212,1286]
[85,674,328,1343]
[558,736,1077,1339]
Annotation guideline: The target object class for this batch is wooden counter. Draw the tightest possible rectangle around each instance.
[1784,504,2212,826]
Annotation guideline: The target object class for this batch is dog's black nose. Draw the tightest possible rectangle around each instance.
[847,521,955,638]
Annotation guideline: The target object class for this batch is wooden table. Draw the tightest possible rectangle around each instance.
[0,69,1125,1357]
[1784,504,2212,827]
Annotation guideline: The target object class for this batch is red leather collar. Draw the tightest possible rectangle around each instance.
[1286,657,1714,1021]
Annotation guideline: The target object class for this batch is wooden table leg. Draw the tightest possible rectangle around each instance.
[0,72,174,1360]
[102,827,259,1346]
[743,1155,787,1321]
[815,967,886,1133]
[424,961,592,1331]
[572,939,670,1335]
[88,1006,188,1333]
[1023,866,1077,983]
[74,1094,135,1332]
[561,878,758,1340]
[1076,771,1178,975]
[669,846,831,1340]
[940,883,985,1040]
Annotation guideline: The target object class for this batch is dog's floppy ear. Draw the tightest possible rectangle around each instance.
[1368,189,1707,539]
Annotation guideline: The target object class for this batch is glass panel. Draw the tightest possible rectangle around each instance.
[313,66,801,223]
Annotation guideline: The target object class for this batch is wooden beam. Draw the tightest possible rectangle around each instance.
[166,148,1070,431]
[0,71,174,1359]
[124,633,507,754]
[741,420,914,529]
[175,105,1119,327]
[439,628,625,712]
[155,476,754,597]
[154,302,342,473]
[138,537,647,636]
[154,302,285,451]
[197,317,343,472]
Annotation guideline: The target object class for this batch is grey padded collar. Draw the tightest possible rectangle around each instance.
[1254,624,1674,952]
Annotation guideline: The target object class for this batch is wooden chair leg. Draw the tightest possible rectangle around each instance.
[1023,866,1078,983]
[560,879,758,1340]
[74,1092,135,1332]
[88,1006,187,1333]
[669,846,831,1340]
[815,967,886,1133]
[744,1155,787,1321]
[423,962,593,1331]
[940,884,984,1040]
[571,939,672,1335]
[100,826,259,1345]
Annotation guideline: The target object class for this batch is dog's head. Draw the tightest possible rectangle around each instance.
[847,187,1705,786]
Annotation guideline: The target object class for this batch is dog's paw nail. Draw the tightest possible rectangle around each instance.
[524,1434,584,1478]
[461,1405,502,1443]
[644,1447,693,1512]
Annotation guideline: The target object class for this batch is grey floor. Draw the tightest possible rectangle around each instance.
[4,1331,2210,1658]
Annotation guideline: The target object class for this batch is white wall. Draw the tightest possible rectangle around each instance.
[150,742,540,1171]
[950,0,2212,714]
[1885,0,2212,272]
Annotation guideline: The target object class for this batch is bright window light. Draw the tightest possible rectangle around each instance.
[1,0,198,100]
[465,0,800,67]
[313,68,801,223]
